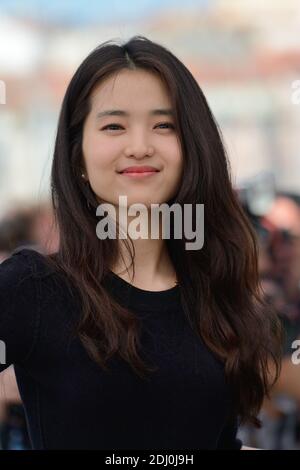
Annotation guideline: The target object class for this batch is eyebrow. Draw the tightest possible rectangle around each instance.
[96,109,174,120]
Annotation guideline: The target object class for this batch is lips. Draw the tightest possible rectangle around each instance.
[119,166,159,174]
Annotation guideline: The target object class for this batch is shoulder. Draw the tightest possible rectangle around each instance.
[0,248,48,370]
[0,247,74,371]
[0,247,66,310]
[0,247,53,315]
[0,246,56,286]
[0,247,80,312]
[0,248,37,291]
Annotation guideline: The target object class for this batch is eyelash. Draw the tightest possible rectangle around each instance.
[101,123,175,131]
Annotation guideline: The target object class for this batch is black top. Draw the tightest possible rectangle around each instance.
[0,248,242,450]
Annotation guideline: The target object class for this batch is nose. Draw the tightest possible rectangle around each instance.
[124,131,154,159]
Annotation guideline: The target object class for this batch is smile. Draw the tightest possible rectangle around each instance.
[118,171,159,178]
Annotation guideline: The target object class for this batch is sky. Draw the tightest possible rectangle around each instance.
[0,0,212,25]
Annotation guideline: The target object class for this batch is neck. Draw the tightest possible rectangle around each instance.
[108,205,178,290]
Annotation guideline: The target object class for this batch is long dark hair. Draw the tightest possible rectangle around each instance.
[46,35,282,427]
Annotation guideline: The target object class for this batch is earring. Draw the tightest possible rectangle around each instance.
[81,173,85,179]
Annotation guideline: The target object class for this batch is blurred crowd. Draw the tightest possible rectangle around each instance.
[0,189,300,449]
[237,188,300,449]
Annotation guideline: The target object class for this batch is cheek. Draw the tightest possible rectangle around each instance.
[171,155,183,192]
[170,148,183,179]
[83,135,115,171]
[168,139,183,167]
[163,157,182,194]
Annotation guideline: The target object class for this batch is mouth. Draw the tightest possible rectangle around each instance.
[119,171,159,178]
[118,170,159,178]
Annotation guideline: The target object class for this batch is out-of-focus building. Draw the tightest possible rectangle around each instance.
[0,0,299,214]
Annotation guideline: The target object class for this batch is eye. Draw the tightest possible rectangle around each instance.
[155,122,175,130]
[100,122,175,131]
[101,124,123,131]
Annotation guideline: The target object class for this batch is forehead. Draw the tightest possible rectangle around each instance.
[89,69,172,110]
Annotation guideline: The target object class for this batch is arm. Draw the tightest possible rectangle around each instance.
[0,366,22,423]
[216,415,243,450]
[0,366,22,403]
[272,348,300,401]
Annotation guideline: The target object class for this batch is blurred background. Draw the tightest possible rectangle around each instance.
[0,0,300,450]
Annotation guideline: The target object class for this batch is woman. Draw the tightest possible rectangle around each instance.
[0,35,282,450]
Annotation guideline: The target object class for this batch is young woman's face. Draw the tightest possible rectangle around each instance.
[82,69,183,209]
